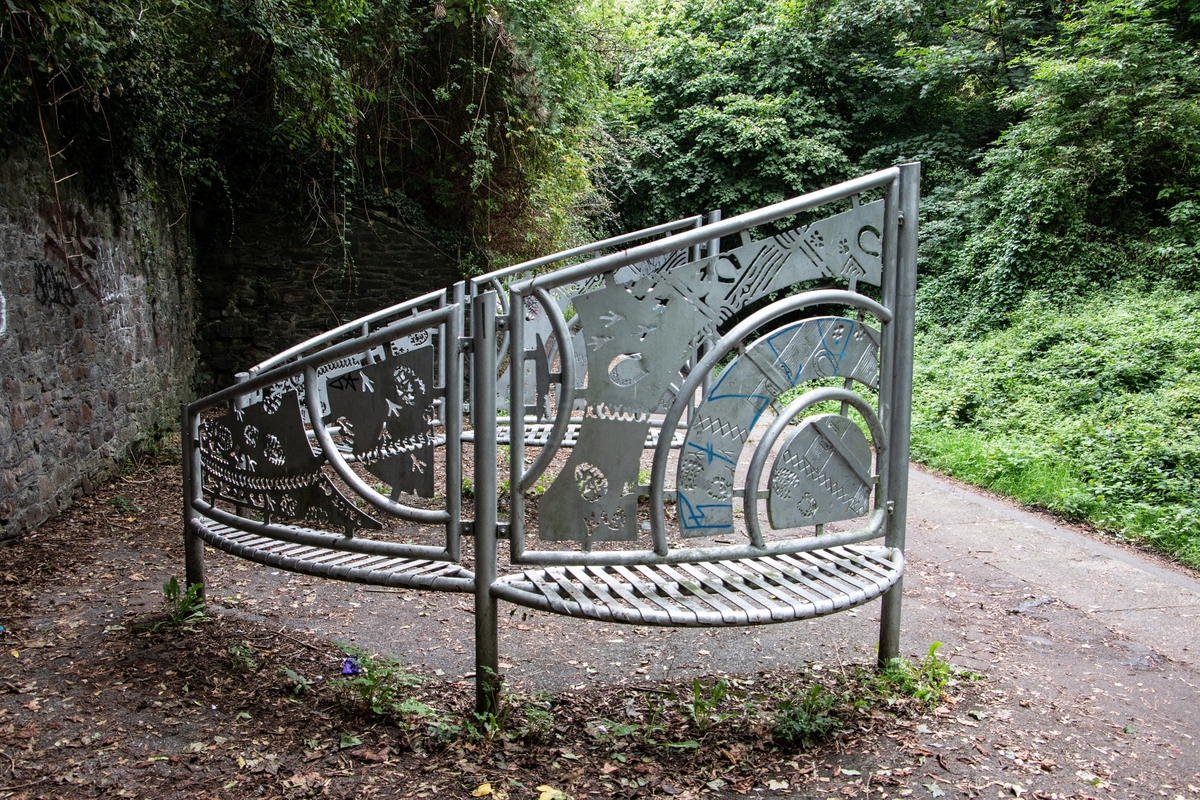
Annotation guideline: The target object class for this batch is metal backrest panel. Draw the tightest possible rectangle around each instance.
[501,166,917,565]
[185,305,464,562]
[185,165,919,573]
[676,316,881,537]
[199,387,383,533]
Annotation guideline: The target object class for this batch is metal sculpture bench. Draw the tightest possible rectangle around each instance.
[182,164,920,710]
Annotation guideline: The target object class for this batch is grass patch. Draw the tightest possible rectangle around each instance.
[912,286,1200,567]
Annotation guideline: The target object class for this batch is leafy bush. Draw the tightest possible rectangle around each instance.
[912,288,1200,566]
[1,0,616,260]
[919,0,1200,330]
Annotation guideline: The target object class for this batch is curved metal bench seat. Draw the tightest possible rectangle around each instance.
[181,164,921,711]
[491,545,902,627]
[188,512,475,593]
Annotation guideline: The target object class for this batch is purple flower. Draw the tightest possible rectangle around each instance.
[341,657,363,676]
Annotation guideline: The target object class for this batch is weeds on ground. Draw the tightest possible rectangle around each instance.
[158,577,206,629]
[769,642,976,750]
[772,684,842,748]
[110,495,143,515]
[279,666,314,695]
[679,677,732,731]
[871,641,962,707]
[274,642,976,767]
[329,643,423,717]
[227,641,259,673]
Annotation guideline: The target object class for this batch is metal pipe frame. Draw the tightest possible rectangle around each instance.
[499,508,887,567]
[182,403,205,596]
[249,288,449,374]
[182,164,918,706]
[517,288,577,492]
[471,292,501,714]
[469,214,705,290]
[878,163,920,666]
[189,305,457,415]
[193,499,457,561]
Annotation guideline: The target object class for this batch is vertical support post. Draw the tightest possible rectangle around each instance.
[444,301,464,563]
[181,403,206,599]
[232,371,251,519]
[878,163,920,667]
[508,288,526,561]
[471,292,501,714]
[699,210,722,403]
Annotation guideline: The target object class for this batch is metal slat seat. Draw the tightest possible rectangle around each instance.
[188,512,475,593]
[490,545,902,627]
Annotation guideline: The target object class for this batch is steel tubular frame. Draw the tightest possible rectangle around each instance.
[181,165,921,711]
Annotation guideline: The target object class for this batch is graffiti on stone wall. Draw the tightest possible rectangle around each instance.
[37,197,101,307]
[33,260,76,307]
[0,280,6,336]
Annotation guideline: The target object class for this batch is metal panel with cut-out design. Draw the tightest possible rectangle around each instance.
[324,342,440,499]
[199,388,380,532]
[537,270,703,543]
[768,413,874,528]
[536,200,886,544]
[675,317,880,536]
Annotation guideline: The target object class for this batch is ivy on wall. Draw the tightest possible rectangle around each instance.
[0,0,616,263]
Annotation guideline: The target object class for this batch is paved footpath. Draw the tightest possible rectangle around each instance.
[212,465,1200,797]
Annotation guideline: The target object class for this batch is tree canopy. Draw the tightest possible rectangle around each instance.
[603,0,1200,329]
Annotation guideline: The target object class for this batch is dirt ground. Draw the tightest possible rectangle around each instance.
[1,451,1199,799]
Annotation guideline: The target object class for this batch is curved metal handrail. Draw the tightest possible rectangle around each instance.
[516,287,578,492]
[511,167,899,295]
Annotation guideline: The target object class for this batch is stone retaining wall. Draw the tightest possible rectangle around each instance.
[0,158,196,539]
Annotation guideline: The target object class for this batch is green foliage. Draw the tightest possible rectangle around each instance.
[772,684,842,749]
[772,645,966,748]
[678,677,731,731]
[279,666,314,695]
[912,288,1200,567]
[109,495,142,515]
[604,0,992,229]
[1,0,617,259]
[329,643,422,717]
[227,642,259,674]
[873,642,956,706]
[159,577,206,629]
[920,0,1200,329]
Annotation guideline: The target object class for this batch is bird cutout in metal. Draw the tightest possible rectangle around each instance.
[323,342,440,499]
[199,388,380,532]
[768,413,874,529]
[537,274,706,544]
[675,317,880,536]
